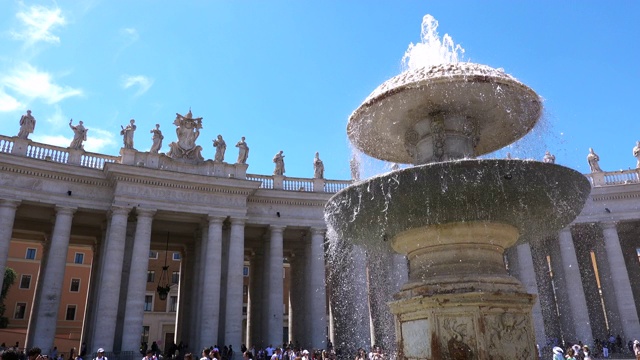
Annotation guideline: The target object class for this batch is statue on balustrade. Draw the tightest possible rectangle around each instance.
[350,156,360,181]
[633,141,640,169]
[313,152,324,179]
[235,136,249,164]
[273,150,285,175]
[167,109,204,162]
[120,119,136,149]
[543,151,556,164]
[69,119,88,150]
[149,124,164,154]
[17,110,36,140]
[213,135,226,162]
[587,148,603,173]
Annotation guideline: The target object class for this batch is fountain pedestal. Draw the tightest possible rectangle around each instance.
[390,222,537,359]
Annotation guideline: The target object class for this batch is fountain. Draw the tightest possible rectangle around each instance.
[325,15,591,359]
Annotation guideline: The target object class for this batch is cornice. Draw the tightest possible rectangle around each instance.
[0,164,109,187]
[591,192,640,202]
[110,174,255,196]
[247,196,327,207]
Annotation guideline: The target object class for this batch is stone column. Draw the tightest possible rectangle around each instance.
[178,246,194,343]
[199,216,225,350]
[558,227,593,346]
[121,208,156,351]
[225,217,246,358]
[0,200,20,293]
[266,225,285,346]
[191,227,205,345]
[289,251,305,347]
[516,243,548,349]
[309,227,328,349]
[248,250,264,348]
[30,206,76,352]
[601,222,640,340]
[92,206,131,351]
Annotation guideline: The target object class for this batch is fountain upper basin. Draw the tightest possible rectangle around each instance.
[325,159,591,247]
[347,63,542,164]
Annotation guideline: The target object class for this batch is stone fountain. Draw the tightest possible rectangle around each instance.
[325,61,591,358]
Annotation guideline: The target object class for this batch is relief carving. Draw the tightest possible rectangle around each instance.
[440,317,475,360]
[484,312,532,360]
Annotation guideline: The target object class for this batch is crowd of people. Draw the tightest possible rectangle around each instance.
[0,345,86,360]
[547,336,640,359]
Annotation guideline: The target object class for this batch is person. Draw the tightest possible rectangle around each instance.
[51,348,58,359]
[354,348,366,360]
[228,345,233,360]
[69,119,88,150]
[235,137,249,164]
[543,151,556,164]
[313,152,324,179]
[582,345,592,360]
[213,135,226,162]
[200,348,211,360]
[142,349,156,360]
[120,119,136,149]
[2,349,21,360]
[634,340,640,360]
[587,148,602,172]
[552,346,563,360]
[273,151,285,175]
[269,348,281,360]
[565,348,576,360]
[602,343,609,358]
[242,351,253,360]
[184,354,194,360]
[17,110,36,140]
[93,349,107,360]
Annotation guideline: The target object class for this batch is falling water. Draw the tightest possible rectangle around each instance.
[401,14,465,71]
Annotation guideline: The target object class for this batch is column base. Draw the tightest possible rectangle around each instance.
[389,291,537,360]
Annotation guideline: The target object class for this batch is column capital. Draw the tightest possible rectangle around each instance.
[230,217,248,226]
[310,227,326,237]
[207,215,226,225]
[600,221,618,231]
[110,205,131,217]
[55,206,77,216]
[135,208,157,218]
[0,199,21,209]
[269,224,286,234]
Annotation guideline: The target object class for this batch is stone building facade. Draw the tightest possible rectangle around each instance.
[2,130,640,356]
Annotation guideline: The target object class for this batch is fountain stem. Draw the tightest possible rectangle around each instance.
[408,112,477,164]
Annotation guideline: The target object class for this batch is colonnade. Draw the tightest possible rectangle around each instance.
[0,199,328,355]
[508,221,640,349]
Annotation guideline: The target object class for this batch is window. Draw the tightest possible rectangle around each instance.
[243,285,248,296]
[144,295,153,311]
[242,305,247,315]
[172,252,181,261]
[169,296,178,312]
[243,266,249,277]
[172,271,180,285]
[70,278,80,292]
[66,305,76,321]
[19,275,31,289]
[147,271,155,283]
[149,251,158,259]
[141,326,150,343]
[25,248,36,260]
[14,303,27,319]
[74,253,84,264]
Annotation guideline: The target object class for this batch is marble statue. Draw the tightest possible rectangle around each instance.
[17,110,36,140]
[69,119,88,150]
[120,119,136,149]
[273,150,285,175]
[167,109,204,162]
[543,151,556,164]
[587,148,603,173]
[350,156,360,181]
[213,135,226,162]
[633,141,640,168]
[235,136,249,164]
[313,152,324,179]
[391,163,400,171]
[150,124,164,154]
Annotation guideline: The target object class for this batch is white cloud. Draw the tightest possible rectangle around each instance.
[11,5,66,45]
[121,27,139,43]
[44,104,67,125]
[0,88,23,112]
[122,75,153,96]
[2,63,83,104]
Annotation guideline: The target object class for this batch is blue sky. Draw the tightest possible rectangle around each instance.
[1,1,639,179]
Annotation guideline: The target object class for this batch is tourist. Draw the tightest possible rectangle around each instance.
[552,346,563,360]
[354,348,366,360]
[184,353,194,360]
[69,119,88,150]
[273,151,285,175]
[120,119,136,149]
[51,348,58,359]
[236,136,249,164]
[2,349,21,360]
[17,110,36,140]
[200,348,211,360]
[265,345,274,358]
[313,152,324,179]
[634,340,640,360]
[213,135,226,162]
[565,348,576,360]
[93,349,107,360]
[242,351,253,360]
[582,345,592,360]
[602,343,609,358]
[270,348,281,360]
[142,349,156,360]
